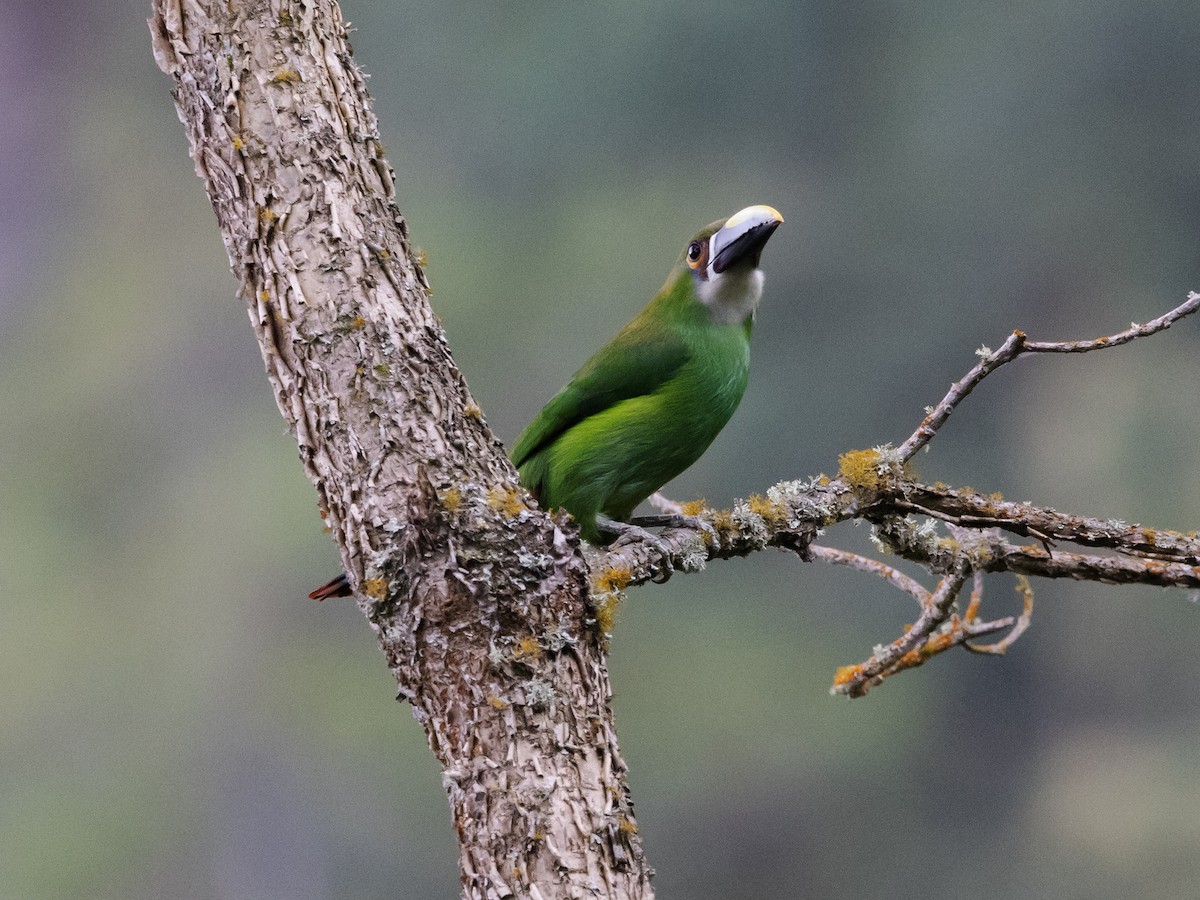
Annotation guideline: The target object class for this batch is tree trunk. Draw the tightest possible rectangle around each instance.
[149,2,654,897]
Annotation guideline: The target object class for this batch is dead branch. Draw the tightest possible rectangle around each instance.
[598,294,1199,695]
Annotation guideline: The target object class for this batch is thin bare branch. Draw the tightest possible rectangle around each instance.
[808,545,929,603]
[895,291,1200,461]
[1023,292,1200,352]
[966,576,1034,655]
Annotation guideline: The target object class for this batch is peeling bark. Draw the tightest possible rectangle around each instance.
[149,2,653,897]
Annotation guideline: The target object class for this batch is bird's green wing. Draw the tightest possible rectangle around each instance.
[510,316,691,469]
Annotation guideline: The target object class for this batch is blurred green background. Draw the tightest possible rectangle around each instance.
[4,1,1200,898]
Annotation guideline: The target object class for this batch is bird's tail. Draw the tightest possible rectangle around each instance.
[308,572,352,600]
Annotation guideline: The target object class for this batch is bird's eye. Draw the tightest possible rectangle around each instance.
[687,241,703,262]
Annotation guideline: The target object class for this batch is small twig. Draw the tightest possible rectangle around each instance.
[991,542,1200,589]
[831,567,1028,697]
[808,545,928,603]
[646,492,686,516]
[833,566,969,698]
[841,614,1017,695]
[827,547,1045,696]
[963,569,985,620]
[1023,295,1200,352]
[966,575,1034,655]
[896,292,1200,461]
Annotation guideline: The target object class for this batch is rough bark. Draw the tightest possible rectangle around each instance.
[149,2,653,898]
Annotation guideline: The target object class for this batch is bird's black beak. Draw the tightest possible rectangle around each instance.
[710,205,784,274]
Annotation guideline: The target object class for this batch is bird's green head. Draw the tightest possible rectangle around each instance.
[678,205,784,324]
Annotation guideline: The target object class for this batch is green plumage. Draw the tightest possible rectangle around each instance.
[511,207,781,544]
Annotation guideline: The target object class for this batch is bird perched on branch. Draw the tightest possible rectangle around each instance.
[511,204,783,545]
[309,204,782,599]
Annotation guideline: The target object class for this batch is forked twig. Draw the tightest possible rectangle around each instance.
[896,292,1200,461]
[966,575,1034,655]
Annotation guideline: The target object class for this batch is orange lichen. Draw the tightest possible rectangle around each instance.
[270,68,301,84]
[711,508,736,538]
[746,492,787,528]
[593,565,632,595]
[487,485,525,517]
[361,577,388,599]
[618,817,639,835]
[680,498,708,516]
[439,485,463,512]
[512,635,542,661]
[838,448,888,491]
[594,593,621,636]
[833,663,865,686]
[486,695,508,709]
[592,566,632,638]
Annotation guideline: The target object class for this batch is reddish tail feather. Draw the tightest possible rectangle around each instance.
[308,572,352,600]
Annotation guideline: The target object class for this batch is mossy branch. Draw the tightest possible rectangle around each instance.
[598,293,1200,695]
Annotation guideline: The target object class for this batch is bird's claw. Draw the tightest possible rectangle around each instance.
[598,516,675,582]
[630,512,717,544]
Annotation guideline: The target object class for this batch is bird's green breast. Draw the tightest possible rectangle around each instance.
[520,270,753,541]
[593,315,750,518]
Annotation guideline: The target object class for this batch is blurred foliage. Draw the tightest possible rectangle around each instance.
[2,1,1199,898]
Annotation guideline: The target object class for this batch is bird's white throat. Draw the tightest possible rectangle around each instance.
[697,268,765,325]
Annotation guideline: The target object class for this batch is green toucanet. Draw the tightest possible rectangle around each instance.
[309,204,782,599]
[511,204,783,544]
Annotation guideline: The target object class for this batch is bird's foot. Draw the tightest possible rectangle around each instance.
[596,515,674,583]
[629,512,717,544]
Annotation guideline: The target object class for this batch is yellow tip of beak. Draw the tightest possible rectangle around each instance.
[724,205,784,229]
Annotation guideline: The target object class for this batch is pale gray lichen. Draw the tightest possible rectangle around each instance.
[488,643,506,668]
[516,548,555,571]
[730,498,769,549]
[870,443,906,478]
[914,518,939,543]
[767,477,838,528]
[523,679,555,709]
[676,536,709,574]
[540,624,576,653]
